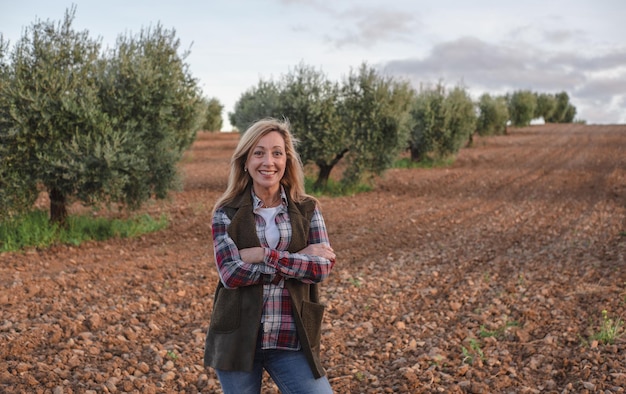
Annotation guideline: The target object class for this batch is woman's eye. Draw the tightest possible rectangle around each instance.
[253,151,263,157]
[273,151,284,157]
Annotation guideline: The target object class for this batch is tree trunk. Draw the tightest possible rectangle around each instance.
[314,164,333,191]
[466,132,474,148]
[49,187,68,227]
[313,148,349,191]
[410,146,422,162]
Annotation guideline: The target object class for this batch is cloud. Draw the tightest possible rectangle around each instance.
[382,37,586,91]
[278,0,420,49]
[329,7,420,48]
[278,0,333,13]
[575,75,626,100]
[507,23,587,47]
[541,28,586,45]
[380,36,626,123]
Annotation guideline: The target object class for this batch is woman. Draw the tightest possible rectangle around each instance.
[204,118,336,393]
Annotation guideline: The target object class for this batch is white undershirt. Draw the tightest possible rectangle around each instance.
[257,206,280,249]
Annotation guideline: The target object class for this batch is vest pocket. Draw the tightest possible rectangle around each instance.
[209,287,241,333]
[301,300,325,349]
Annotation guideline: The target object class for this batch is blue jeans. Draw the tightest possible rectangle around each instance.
[215,339,333,394]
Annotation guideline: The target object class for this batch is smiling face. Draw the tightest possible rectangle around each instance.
[246,131,287,196]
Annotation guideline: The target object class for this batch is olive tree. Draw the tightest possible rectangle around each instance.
[201,97,224,131]
[545,91,577,123]
[477,93,509,136]
[534,93,556,122]
[276,63,344,190]
[407,82,476,162]
[444,86,477,152]
[97,23,203,211]
[338,64,414,187]
[228,80,280,132]
[0,8,203,225]
[407,84,444,162]
[0,36,39,219]
[507,90,537,127]
[229,63,413,191]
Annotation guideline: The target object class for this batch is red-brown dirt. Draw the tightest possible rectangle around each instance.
[1,124,626,393]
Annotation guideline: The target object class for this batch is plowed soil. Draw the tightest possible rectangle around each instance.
[1,124,626,393]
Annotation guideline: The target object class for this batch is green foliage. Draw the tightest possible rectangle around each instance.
[0,210,167,252]
[393,156,455,169]
[347,277,362,287]
[477,93,509,136]
[229,61,583,191]
[98,23,203,207]
[338,64,414,188]
[534,93,556,121]
[461,338,484,365]
[228,79,281,132]
[407,82,476,162]
[0,7,106,223]
[230,62,414,191]
[590,310,624,345]
[201,97,224,131]
[0,7,203,224]
[407,84,444,161]
[304,176,372,197]
[507,90,537,127]
[445,86,477,152]
[0,211,59,251]
[545,91,577,123]
[276,63,344,190]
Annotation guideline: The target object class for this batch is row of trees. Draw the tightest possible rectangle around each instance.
[508,90,577,127]
[229,65,579,191]
[0,7,210,224]
[230,64,415,189]
[0,8,578,226]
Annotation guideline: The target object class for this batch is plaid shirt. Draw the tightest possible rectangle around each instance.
[212,188,334,350]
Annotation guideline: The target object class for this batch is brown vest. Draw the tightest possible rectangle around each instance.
[204,185,326,378]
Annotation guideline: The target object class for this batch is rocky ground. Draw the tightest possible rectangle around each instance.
[1,124,626,393]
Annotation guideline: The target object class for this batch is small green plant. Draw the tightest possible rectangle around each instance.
[462,338,484,365]
[354,371,365,381]
[347,277,362,288]
[479,320,520,339]
[591,310,624,345]
[166,350,178,361]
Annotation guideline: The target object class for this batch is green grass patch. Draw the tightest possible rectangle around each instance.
[0,210,168,252]
[305,177,372,197]
[461,338,484,365]
[590,310,624,345]
[393,156,455,169]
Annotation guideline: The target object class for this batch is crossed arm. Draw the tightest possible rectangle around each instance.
[211,206,335,289]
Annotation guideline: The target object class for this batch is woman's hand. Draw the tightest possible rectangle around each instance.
[298,243,336,261]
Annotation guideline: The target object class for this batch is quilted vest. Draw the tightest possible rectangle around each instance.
[204,185,326,378]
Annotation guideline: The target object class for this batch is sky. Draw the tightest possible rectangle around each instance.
[2,0,625,129]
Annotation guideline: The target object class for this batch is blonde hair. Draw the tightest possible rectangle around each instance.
[214,118,313,211]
